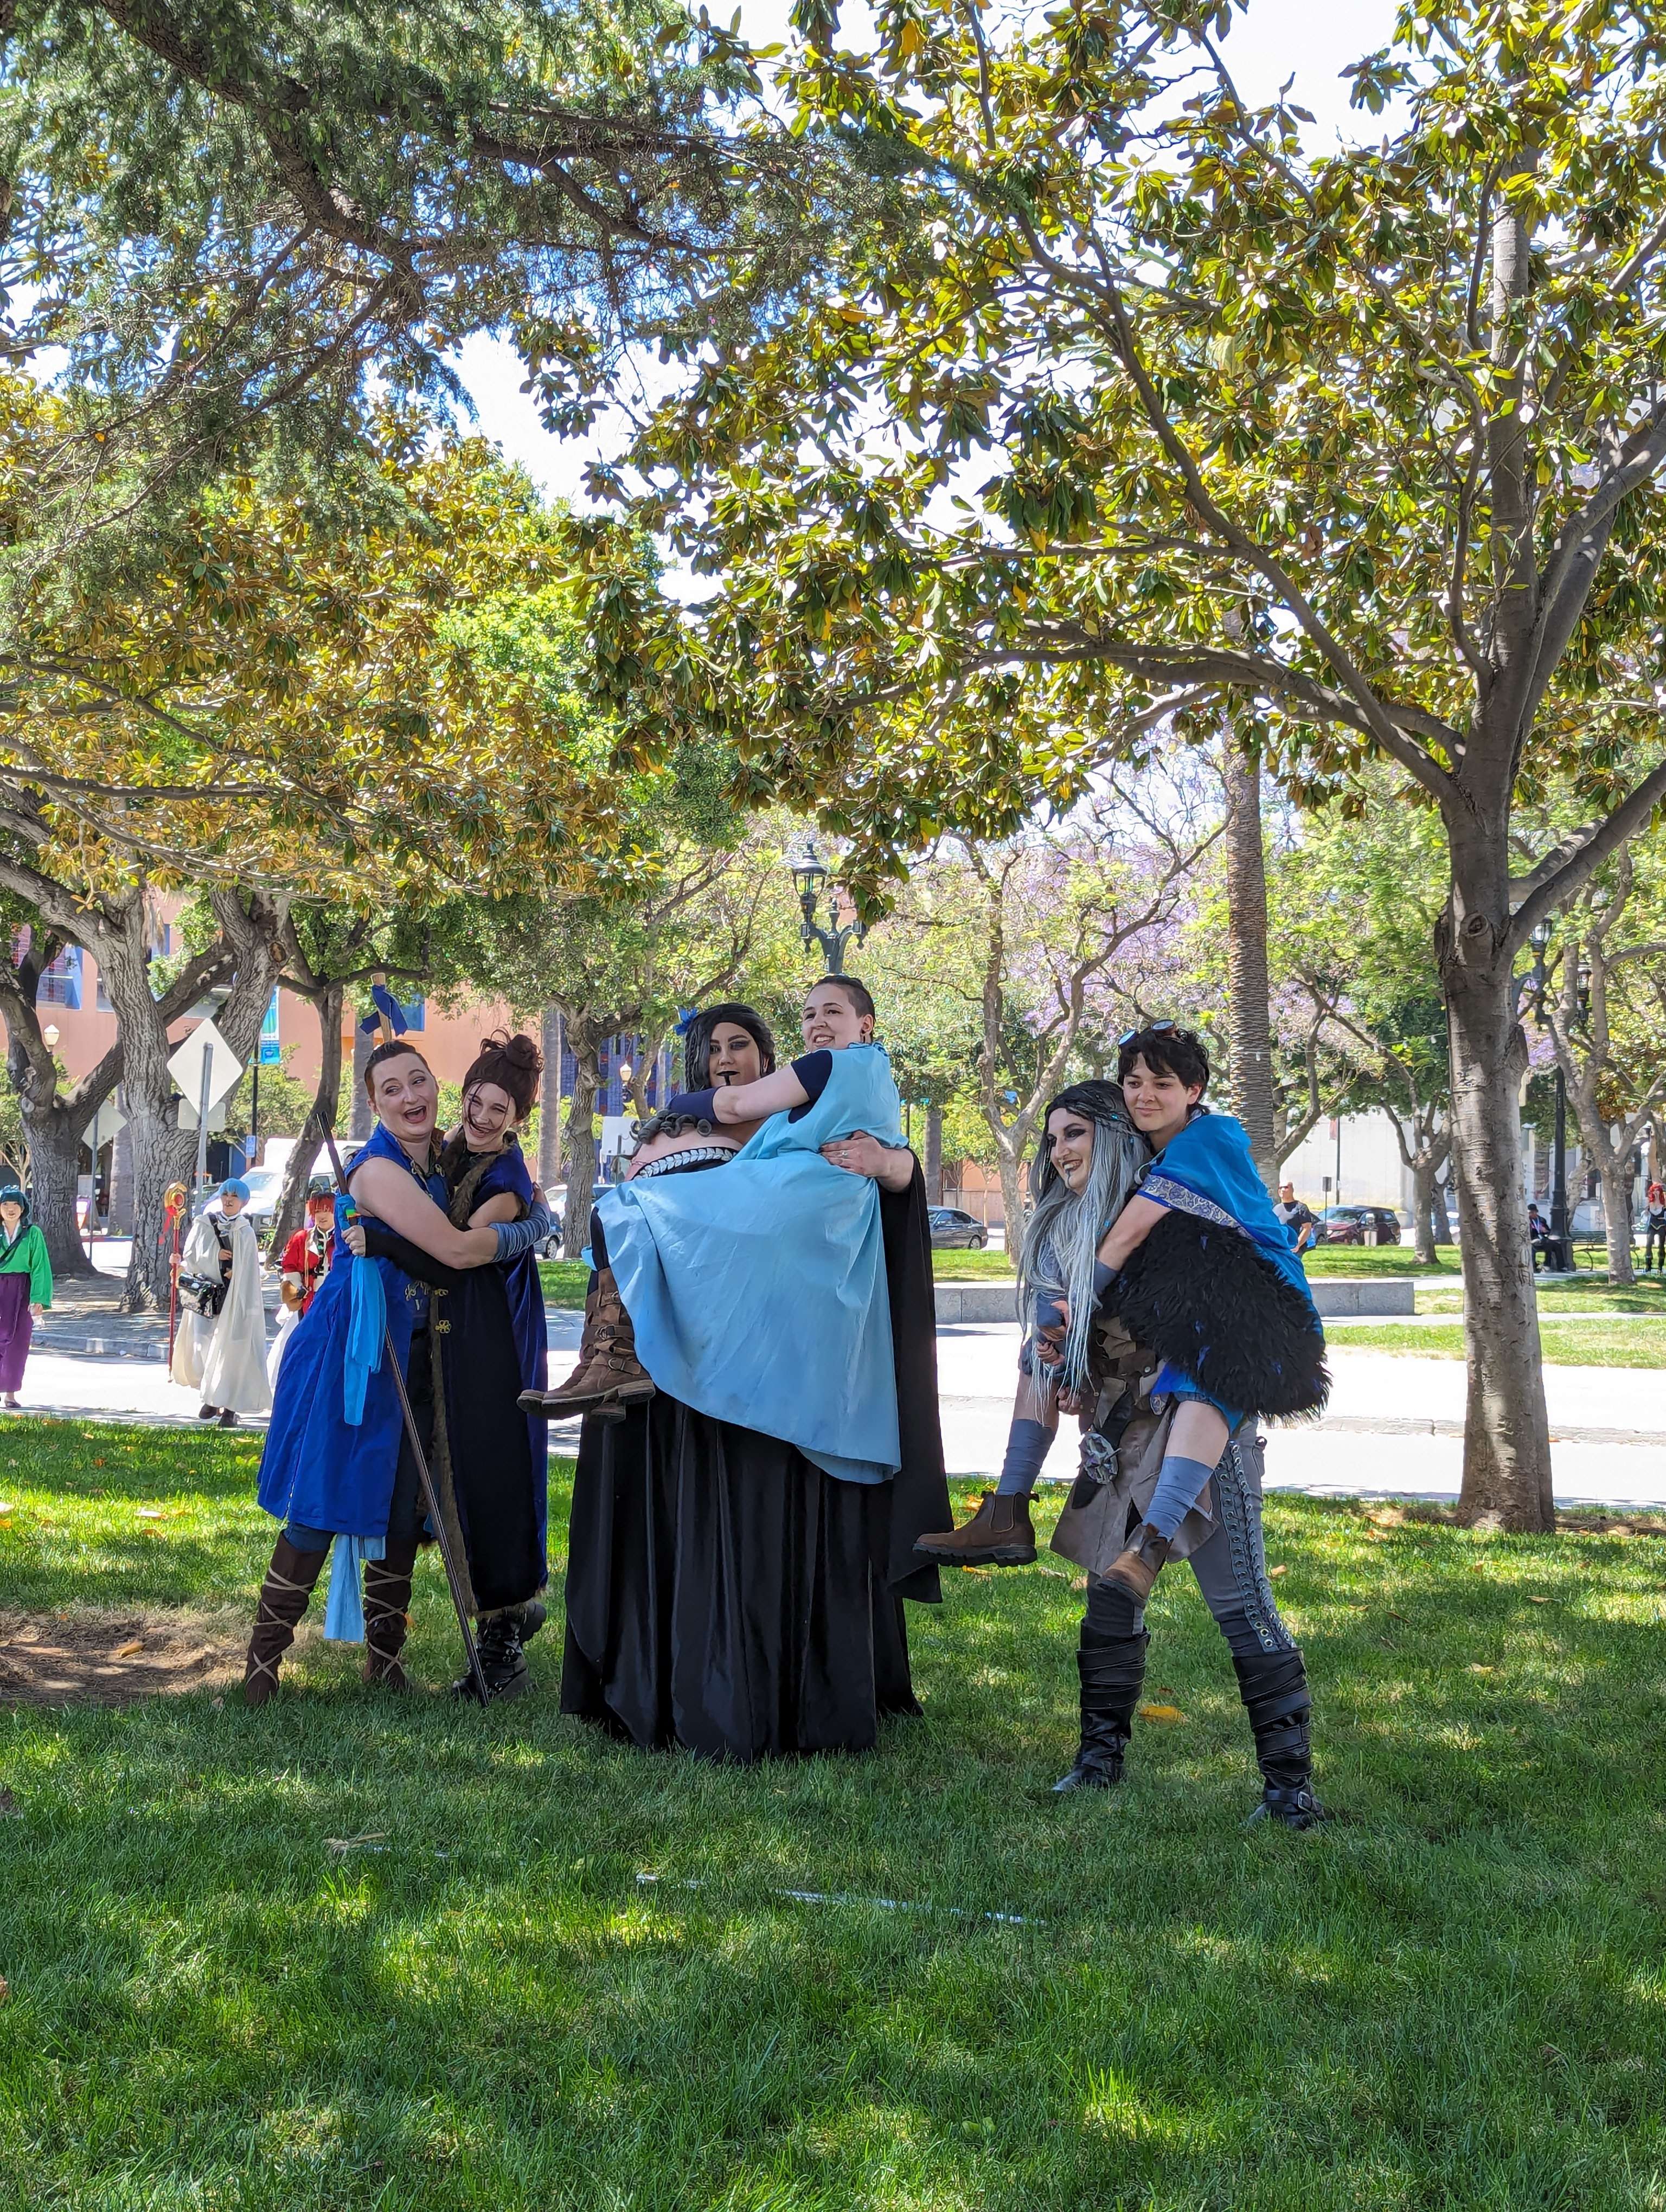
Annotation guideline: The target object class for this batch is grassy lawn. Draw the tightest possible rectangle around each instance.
[4,1425,1666,2207]
[1417,1273,1666,1318]
[1330,1317,1666,1366]
[537,1258,592,1309]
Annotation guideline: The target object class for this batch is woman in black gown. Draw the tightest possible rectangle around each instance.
[558,992,952,1760]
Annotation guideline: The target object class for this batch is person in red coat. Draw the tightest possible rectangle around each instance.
[266,1180,335,1387]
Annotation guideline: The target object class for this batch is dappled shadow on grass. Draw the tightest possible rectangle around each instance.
[3,1473,1665,2207]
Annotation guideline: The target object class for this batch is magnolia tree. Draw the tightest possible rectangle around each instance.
[582,2,1666,1528]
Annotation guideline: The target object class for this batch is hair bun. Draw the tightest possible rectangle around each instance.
[502,1033,542,1071]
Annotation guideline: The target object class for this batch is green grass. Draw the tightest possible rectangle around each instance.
[4,1427,1666,2207]
[930,1245,1011,1278]
[537,1259,592,1309]
[1301,1244,1460,1277]
[1330,1317,1666,1366]
[1417,1272,1666,1317]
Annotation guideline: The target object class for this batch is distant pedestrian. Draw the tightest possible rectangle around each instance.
[0,1185,52,1409]
[266,1179,336,1388]
[1273,1181,1317,1258]
[1528,1202,1552,1272]
[1644,1182,1666,1274]
[172,1178,271,1429]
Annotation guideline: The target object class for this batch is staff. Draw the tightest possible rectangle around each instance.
[319,1123,490,1708]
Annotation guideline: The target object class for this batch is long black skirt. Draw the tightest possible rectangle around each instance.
[560,1390,919,1761]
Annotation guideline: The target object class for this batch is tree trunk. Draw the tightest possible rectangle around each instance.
[95,911,198,1310]
[561,1026,602,1258]
[539,1003,563,1187]
[1431,1172,1452,1245]
[995,1143,1025,1260]
[28,1110,93,1279]
[270,981,344,1253]
[1411,1154,1438,1266]
[1222,738,1278,1191]
[924,1105,944,1204]
[1599,1158,1636,1284]
[1441,841,1553,1529]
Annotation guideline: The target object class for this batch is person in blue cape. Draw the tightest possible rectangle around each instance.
[1055,1023,1330,1827]
[545,981,953,1760]
[244,1036,552,1707]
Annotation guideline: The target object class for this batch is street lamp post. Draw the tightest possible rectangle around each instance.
[787,835,867,974]
[1529,919,1572,1272]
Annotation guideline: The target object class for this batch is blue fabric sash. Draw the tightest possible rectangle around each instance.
[597,1044,906,1484]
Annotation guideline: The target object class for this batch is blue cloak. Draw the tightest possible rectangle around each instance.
[1142,1113,1317,1307]
[257,1122,443,1538]
[597,1043,906,1486]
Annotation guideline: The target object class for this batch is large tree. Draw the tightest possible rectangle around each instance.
[585,1,1666,1528]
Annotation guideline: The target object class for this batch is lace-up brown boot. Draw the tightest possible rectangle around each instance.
[244,1535,328,1707]
[913,1491,1037,1566]
[521,1266,656,1419]
[1100,1521,1171,1606]
[362,1539,419,1689]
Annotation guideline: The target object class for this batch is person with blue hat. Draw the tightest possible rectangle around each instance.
[171,1174,270,1429]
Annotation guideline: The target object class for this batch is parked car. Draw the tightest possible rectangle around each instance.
[230,1164,286,1231]
[1312,1204,1402,1248]
[929,1206,988,1250]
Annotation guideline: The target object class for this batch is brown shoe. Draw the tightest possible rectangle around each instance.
[362,1539,418,1689]
[1101,1521,1171,1605]
[521,1266,656,1418]
[913,1490,1037,1566]
[244,1534,328,1706]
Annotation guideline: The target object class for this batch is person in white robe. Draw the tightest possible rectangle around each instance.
[171,1178,271,1427]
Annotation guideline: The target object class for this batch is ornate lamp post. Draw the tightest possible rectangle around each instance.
[1529,918,1572,1272]
[787,834,867,974]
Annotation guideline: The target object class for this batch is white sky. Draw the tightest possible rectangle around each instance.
[456,0,1403,505]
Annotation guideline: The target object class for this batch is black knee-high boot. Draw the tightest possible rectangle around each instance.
[1054,1608,1149,1793]
[1233,1647,1328,1827]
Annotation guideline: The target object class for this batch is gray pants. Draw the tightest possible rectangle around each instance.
[1087,1436,1296,1657]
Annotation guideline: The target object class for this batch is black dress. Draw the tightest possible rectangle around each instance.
[559,1160,952,1759]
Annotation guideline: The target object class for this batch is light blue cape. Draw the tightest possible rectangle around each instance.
[596,1044,906,1484]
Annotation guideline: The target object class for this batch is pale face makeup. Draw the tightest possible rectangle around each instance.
[1120,1055,1203,1151]
[462,1079,517,1153]
[1045,1108,1097,1195]
[707,1022,765,1086]
[220,1193,245,1218]
[801,985,874,1051]
[371,1052,439,1155]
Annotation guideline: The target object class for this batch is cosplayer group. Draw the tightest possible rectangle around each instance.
[236,993,1330,1827]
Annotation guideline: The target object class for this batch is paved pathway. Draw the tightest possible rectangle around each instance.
[12,1257,1663,1509]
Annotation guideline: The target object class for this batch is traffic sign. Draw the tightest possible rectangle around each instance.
[82,1101,127,1149]
[167,1017,242,1114]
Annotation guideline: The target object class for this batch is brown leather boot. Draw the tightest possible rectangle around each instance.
[244,1534,328,1707]
[362,1539,419,1689]
[1100,1521,1171,1605]
[913,1491,1037,1566]
[521,1266,656,1418]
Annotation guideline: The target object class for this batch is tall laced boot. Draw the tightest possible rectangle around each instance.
[1234,1646,1329,1828]
[1100,1521,1171,1607]
[244,1535,328,1707]
[452,1609,532,1701]
[362,1539,419,1690]
[521,1265,655,1419]
[1054,1625,1149,1792]
[913,1491,1037,1566]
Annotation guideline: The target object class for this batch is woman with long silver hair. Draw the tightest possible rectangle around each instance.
[914,1080,1149,1567]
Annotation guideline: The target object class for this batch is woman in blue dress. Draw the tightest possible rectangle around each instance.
[244,1037,551,1706]
[550,979,952,1759]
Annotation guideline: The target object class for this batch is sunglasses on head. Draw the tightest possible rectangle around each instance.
[1118,1019,1180,1047]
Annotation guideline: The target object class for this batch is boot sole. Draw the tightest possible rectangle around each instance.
[912,1541,1036,1566]
[519,1382,657,1420]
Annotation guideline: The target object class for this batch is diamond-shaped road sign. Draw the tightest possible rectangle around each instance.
[166,1016,242,1117]
[81,1101,127,1149]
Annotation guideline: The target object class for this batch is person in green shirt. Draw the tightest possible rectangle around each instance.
[0,1184,52,1408]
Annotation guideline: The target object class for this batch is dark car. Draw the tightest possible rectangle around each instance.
[929,1206,988,1251]
[1313,1204,1402,1248]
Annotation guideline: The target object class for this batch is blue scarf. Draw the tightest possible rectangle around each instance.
[1142,1112,1314,1303]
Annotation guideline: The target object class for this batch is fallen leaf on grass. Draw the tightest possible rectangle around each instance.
[1267,1564,1288,1579]
[1526,1596,1552,1606]
[1138,1703,1186,1724]
[1468,1663,1494,1675]
[111,1639,144,1659]
[136,1508,163,1521]
[0,1976,8,2004]
[325,1832,388,1859]
[958,1565,992,1577]
[0,1786,18,1817]
[1388,1609,1408,1623]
